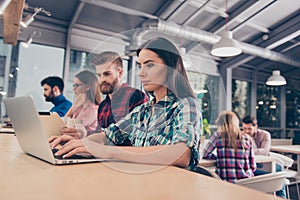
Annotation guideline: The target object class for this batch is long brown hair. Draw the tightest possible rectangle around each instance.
[216,111,243,149]
[75,70,101,104]
[136,37,195,99]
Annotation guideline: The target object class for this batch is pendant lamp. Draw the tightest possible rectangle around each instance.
[266,70,287,86]
[211,0,242,57]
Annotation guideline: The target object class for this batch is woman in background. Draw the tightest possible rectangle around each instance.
[203,111,256,183]
[64,70,101,137]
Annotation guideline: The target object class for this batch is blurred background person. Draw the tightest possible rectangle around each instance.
[40,76,72,117]
[203,111,256,183]
[64,70,101,136]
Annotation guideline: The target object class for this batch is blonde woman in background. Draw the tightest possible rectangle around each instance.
[203,111,256,183]
[64,70,101,137]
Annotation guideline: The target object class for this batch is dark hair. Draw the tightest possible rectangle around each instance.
[242,115,257,126]
[136,37,195,99]
[90,51,122,68]
[40,76,64,92]
[75,70,101,105]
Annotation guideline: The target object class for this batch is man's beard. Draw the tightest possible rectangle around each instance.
[100,79,118,94]
[44,90,56,102]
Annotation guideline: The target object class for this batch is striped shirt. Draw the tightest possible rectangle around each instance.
[203,132,256,183]
[104,94,202,169]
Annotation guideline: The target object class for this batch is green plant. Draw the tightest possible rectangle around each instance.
[203,118,211,137]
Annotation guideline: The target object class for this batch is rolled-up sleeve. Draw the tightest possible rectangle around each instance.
[171,97,202,169]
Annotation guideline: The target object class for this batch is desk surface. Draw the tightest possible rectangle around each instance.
[0,135,282,200]
[271,145,300,154]
[200,155,277,168]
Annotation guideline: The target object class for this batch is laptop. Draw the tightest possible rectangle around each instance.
[3,95,106,165]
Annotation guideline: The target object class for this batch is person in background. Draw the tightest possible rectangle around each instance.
[242,115,286,199]
[60,51,148,140]
[90,51,148,130]
[64,70,102,137]
[203,111,256,183]
[49,37,202,170]
[242,116,271,155]
[40,76,72,117]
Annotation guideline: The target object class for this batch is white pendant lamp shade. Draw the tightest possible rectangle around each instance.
[211,31,242,57]
[266,70,287,86]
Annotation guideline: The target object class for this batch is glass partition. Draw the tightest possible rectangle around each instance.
[256,84,281,128]
[187,71,220,125]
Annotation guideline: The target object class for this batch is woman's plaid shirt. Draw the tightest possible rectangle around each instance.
[104,94,202,169]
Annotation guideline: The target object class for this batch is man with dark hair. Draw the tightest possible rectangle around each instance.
[242,115,271,155]
[40,76,72,117]
[242,115,286,199]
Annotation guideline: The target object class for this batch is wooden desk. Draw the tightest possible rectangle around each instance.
[200,155,277,173]
[0,135,282,200]
[271,145,300,175]
[0,127,14,133]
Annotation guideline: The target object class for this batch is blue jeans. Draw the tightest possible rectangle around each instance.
[254,163,286,199]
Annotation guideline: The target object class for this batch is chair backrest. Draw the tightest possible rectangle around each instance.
[236,171,287,193]
[269,152,294,169]
[192,166,221,180]
[271,138,292,146]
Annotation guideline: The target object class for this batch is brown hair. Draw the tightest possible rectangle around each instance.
[216,111,243,149]
[90,51,122,68]
[75,70,101,105]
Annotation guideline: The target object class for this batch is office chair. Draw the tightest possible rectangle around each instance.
[192,166,221,180]
[269,152,300,199]
[236,171,287,196]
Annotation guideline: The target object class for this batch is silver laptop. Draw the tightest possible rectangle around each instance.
[3,95,104,165]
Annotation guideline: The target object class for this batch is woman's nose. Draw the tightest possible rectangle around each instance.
[138,66,146,77]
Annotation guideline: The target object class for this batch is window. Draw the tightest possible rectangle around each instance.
[256,84,281,127]
[187,71,220,125]
[17,42,65,111]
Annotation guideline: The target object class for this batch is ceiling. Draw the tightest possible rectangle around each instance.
[14,0,300,87]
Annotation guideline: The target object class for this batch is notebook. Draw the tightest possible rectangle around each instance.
[3,95,106,165]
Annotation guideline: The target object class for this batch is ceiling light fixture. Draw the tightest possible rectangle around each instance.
[266,70,287,86]
[22,30,39,48]
[20,6,51,28]
[211,0,242,57]
[0,0,12,15]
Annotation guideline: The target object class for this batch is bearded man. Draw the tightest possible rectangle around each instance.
[90,51,148,131]
[40,76,72,117]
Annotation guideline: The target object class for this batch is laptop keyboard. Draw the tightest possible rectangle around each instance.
[52,148,94,159]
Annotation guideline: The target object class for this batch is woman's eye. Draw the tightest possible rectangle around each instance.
[147,63,154,68]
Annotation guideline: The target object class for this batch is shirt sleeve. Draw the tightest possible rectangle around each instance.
[105,105,142,146]
[203,132,219,159]
[254,130,271,155]
[170,97,202,169]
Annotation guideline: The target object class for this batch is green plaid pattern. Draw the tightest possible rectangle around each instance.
[105,94,202,169]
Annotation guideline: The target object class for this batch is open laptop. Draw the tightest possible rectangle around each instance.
[3,95,105,165]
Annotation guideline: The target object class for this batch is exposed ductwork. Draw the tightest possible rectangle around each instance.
[134,19,300,68]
